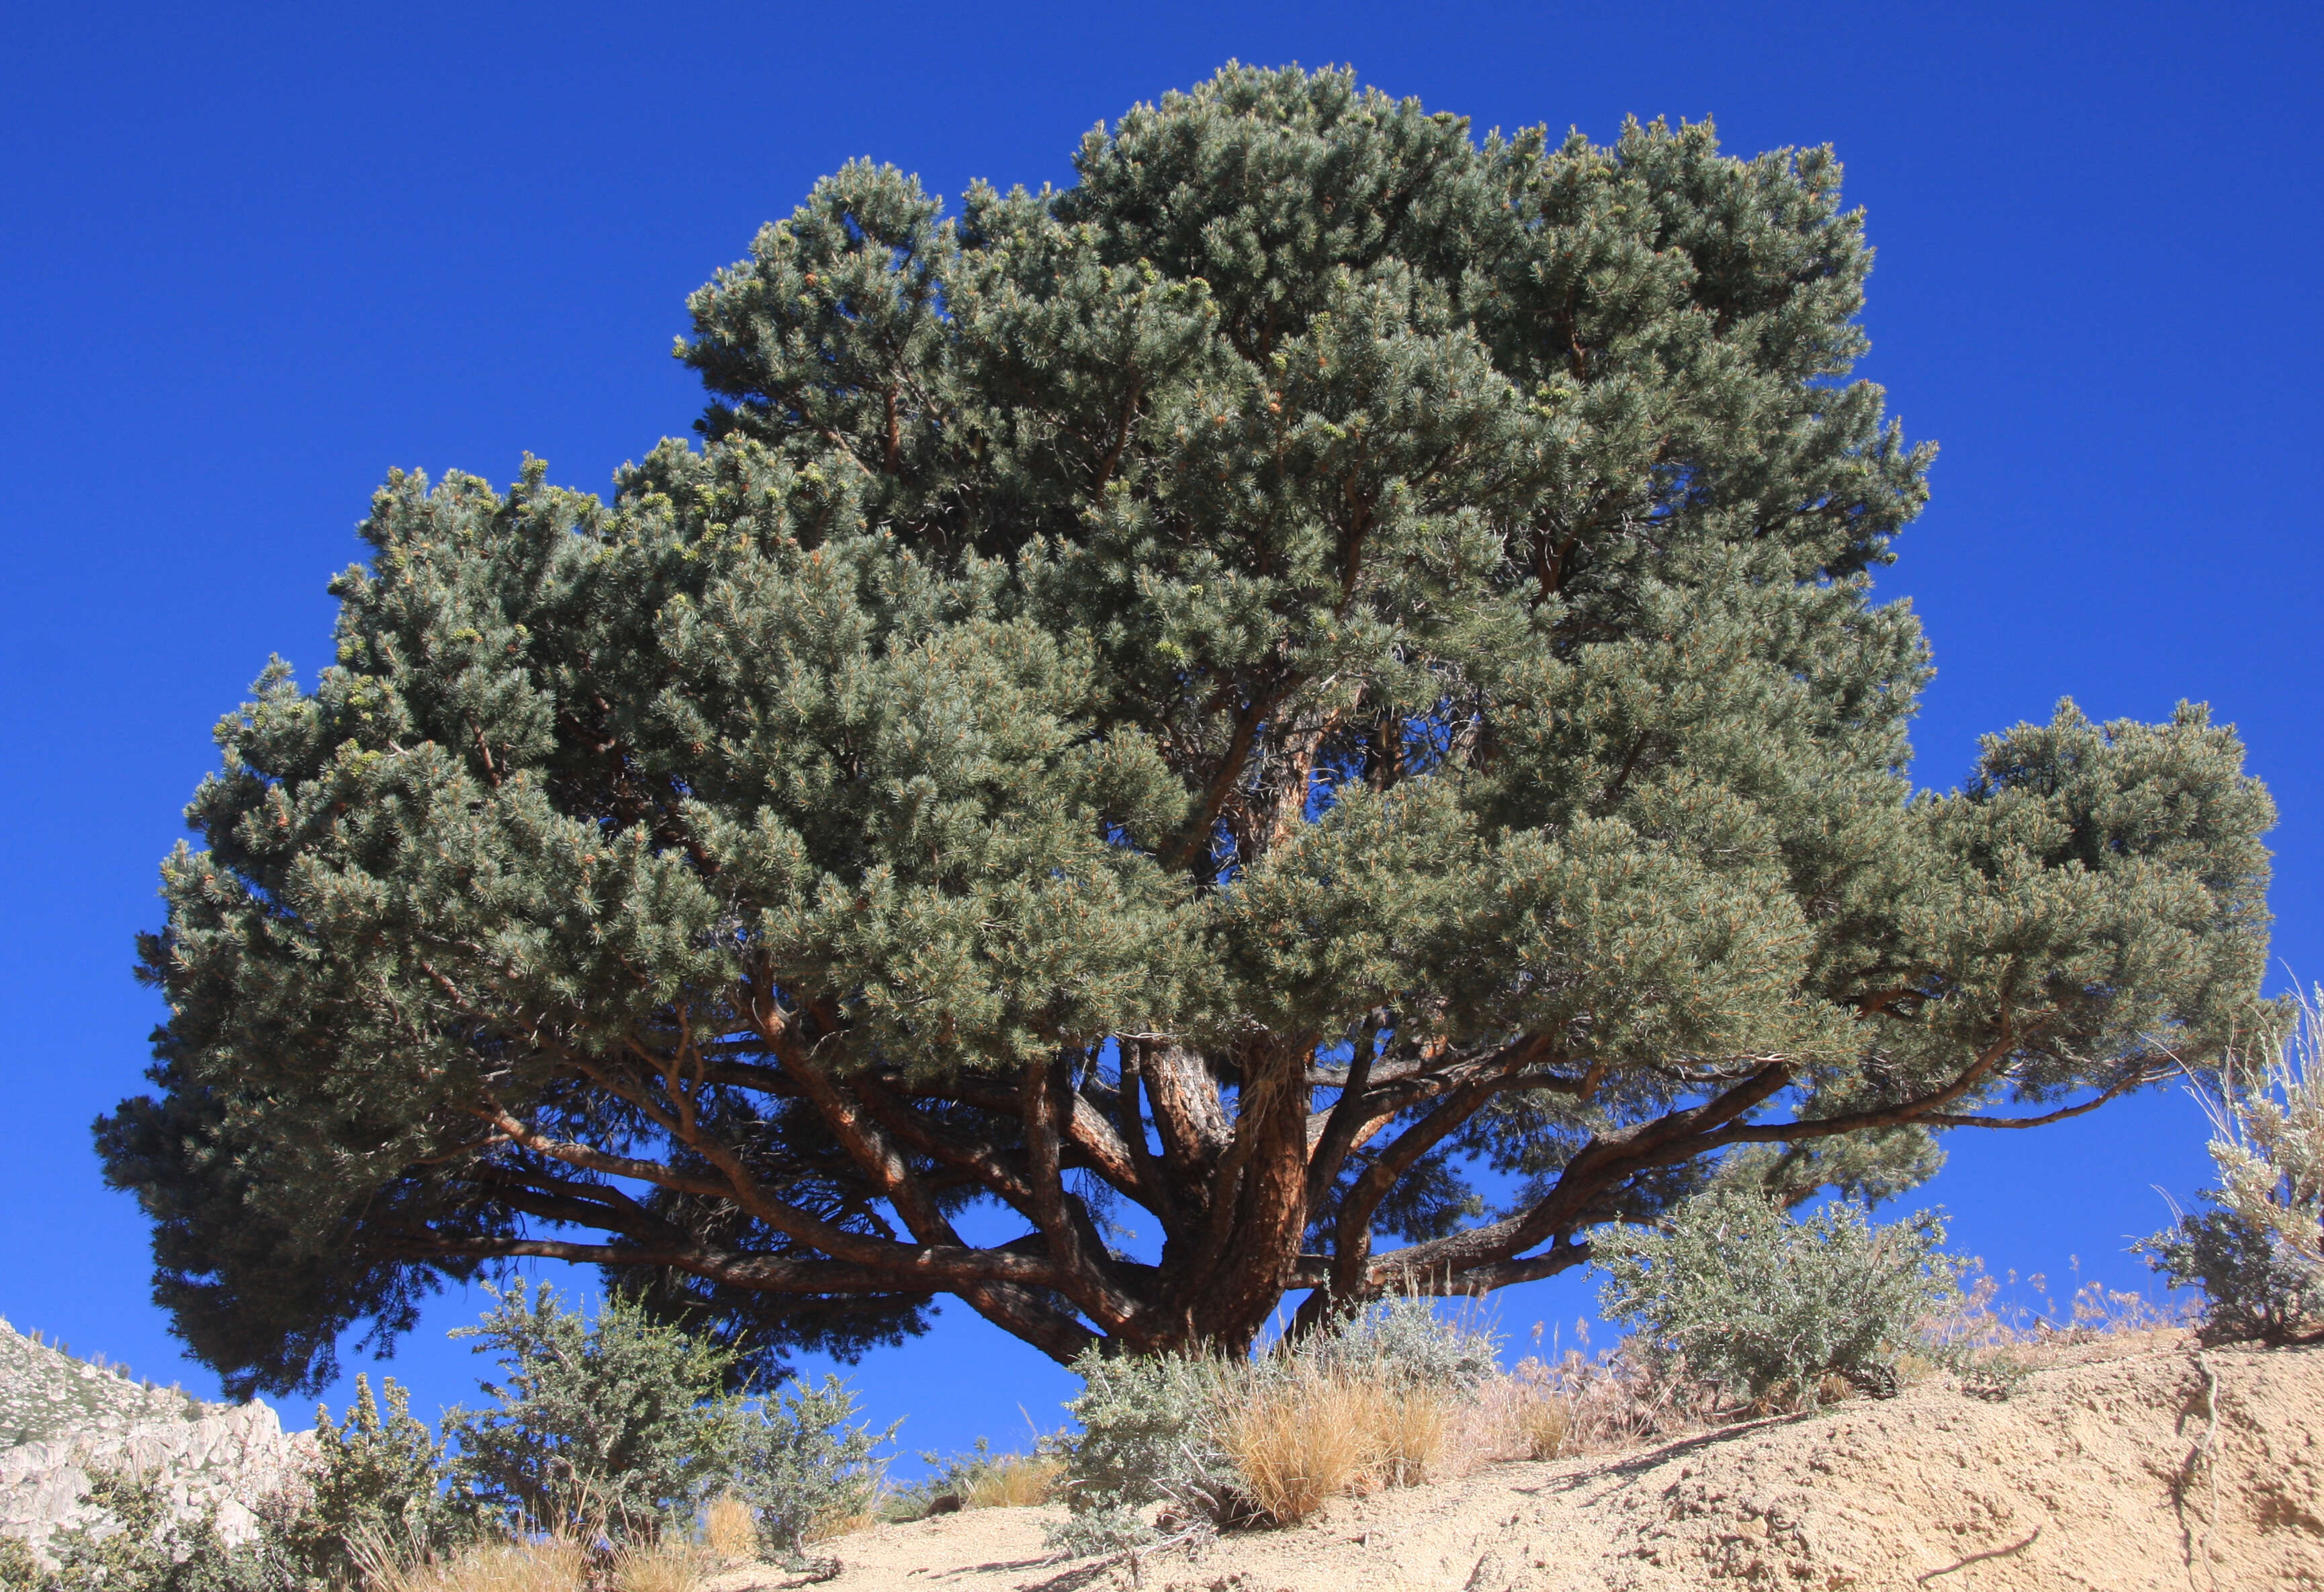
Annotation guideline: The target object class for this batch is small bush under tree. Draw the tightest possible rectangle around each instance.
[276,1374,457,1583]
[1594,1186,1957,1411]
[720,1376,893,1564]
[1045,1352,1238,1557]
[440,1282,740,1539]
[2141,991,2324,1343]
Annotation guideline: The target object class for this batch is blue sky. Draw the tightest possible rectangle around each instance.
[2,1,2317,1465]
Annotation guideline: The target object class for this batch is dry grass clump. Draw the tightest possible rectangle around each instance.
[801,1504,879,1544]
[1508,1390,1570,1460]
[609,1540,707,1592]
[1221,1365,1459,1523]
[699,1494,758,1564]
[883,1438,1064,1522]
[1216,1336,1695,1525]
[1361,1380,1454,1487]
[1223,1371,1380,1524]
[1492,1343,1719,1458]
[1913,1258,2190,1391]
[350,1525,713,1592]
[353,1534,590,1592]
[960,1452,1063,1509]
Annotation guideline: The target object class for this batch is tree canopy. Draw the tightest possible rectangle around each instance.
[101,64,2274,1396]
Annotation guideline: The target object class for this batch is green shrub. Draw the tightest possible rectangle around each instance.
[1291,1296,1500,1392]
[1044,1352,1238,1558]
[721,1376,893,1562]
[275,1374,457,1583]
[43,1469,279,1592]
[2138,1204,2324,1344]
[440,1281,739,1538]
[1594,1187,1957,1411]
[2139,991,2324,1343]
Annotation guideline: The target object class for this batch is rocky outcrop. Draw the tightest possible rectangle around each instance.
[0,1319,310,1556]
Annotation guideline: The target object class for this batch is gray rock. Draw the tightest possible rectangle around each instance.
[0,1319,312,1558]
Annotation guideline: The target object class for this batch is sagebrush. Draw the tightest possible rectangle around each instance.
[2141,990,2324,1343]
[719,1375,893,1562]
[1044,1352,1237,1556]
[1595,1187,1957,1411]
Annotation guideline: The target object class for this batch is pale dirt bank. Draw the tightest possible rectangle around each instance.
[730,1336,2321,1592]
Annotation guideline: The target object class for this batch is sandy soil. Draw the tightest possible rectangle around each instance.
[725,1335,2321,1592]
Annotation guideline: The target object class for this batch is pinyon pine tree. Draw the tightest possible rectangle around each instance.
[102,65,2273,1394]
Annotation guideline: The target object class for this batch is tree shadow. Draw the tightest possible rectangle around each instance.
[1512,1411,1823,1496]
[1914,1527,2041,1582]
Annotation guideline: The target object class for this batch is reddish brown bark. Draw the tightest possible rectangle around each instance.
[414,975,2126,1365]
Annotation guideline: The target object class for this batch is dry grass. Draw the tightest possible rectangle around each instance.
[1517,1350,1717,1455]
[1510,1392,1570,1460]
[1357,1382,1452,1487]
[699,1495,757,1564]
[609,1540,707,1592]
[1911,1257,2192,1391]
[353,1534,590,1592]
[1221,1368,1457,1523]
[801,1506,879,1544]
[697,1486,877,1558]
[961,1452,1063,1509]
[351,1527,710,1592]
[1224,1371,1378,1523]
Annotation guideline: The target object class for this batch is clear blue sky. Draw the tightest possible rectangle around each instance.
[2,1,2317,1465]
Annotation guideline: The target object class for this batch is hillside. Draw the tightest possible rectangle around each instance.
[0,1319,306,1556]
[795,1336,2321,1592]
[0,1320,214,1450]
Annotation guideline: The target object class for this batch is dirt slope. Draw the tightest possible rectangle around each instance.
[778,1337,2321,1592]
